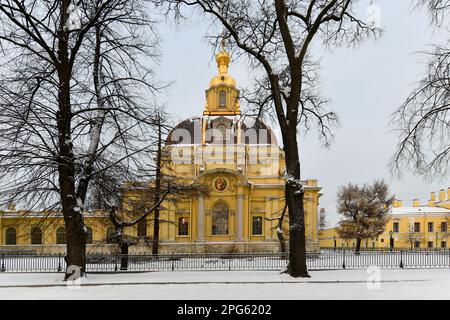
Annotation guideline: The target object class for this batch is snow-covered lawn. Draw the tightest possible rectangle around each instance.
[0,269,449,299]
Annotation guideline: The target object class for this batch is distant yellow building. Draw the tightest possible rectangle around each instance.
[0,208,114,254]
[0,47,322,253]
[319,188,450,249]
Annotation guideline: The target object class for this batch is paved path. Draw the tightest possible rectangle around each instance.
[0,269,449,299]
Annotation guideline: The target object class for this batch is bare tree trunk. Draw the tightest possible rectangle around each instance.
[58,87,87,277]
[152,209,160,254]
[278,233,287,254]
[152,114,163,254]
[284,135,309,278]
[57,0,86,279]
[120,243,129,270]
[76,22,106,203]
[355,238,362,254]
[277,204,287,254]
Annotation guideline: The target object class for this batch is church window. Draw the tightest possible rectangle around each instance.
[86,227,93,244]
[56,227,66,244]
[252,216,263,235]
[219,90,226,107]
[6,227,16,245]
[137,220,147,237]
[31,228,42,245]
[178,217,189,236]
[106,227,116,244]
[212,203,229,235]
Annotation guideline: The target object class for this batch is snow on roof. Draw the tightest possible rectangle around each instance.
[390,206,450,215]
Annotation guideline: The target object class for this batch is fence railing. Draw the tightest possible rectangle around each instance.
[320,247,450,252]
[1,250,449,273]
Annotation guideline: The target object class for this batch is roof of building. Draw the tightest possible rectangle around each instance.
[165,116,278,146]
[390,206,450,215]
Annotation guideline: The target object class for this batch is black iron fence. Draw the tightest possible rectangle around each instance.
[320,247,450,252]
[1,250,449,273]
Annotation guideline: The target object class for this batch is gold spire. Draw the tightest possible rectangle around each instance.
[221,38,226,52]
[215,39,231,74]
[209,40,235,87]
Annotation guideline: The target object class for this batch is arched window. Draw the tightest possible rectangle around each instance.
[212,202,229,235]
[215,124,228,144]
[56,227,66,244]
[106,227,116,244]
[178,217,189,236]
[31,228,42,245]
[5,228,16,245]
[219,90,226,107]
[86,227,93,244]
[137,220,147,237]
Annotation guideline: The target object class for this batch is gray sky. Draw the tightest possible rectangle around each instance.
[154,1,449,227]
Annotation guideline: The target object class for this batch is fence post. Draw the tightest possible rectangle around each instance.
[342,248,346,269]
[1,253,5,272]
[399,250,404,269]
[57,253,62,272]
[171,252,175,271]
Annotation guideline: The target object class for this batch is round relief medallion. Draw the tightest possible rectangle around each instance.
[214,177,228,192]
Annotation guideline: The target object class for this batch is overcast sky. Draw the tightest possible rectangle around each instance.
[153,0,449,227]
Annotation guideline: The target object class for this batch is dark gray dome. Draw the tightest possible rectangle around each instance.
[166,117,278,146]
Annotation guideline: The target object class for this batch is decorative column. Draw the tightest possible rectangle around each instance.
[236,194,244,241]
[265,197,272,240]
[197,195,204,241]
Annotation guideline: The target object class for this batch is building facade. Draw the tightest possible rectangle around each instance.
[0,48,322,253]
[0,208,115,254]
[319,188,450,250]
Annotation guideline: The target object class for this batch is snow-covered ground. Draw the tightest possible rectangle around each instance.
[0,269,449,299]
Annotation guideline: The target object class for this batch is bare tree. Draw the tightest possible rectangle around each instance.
[392,1,449,178]
[149,110,174,254]
[158,0,379,277]
[90,106,208,259]
[114,109,175,255]
[107,183,207,258]
[336,180,394,253]
[109,187,170,243]
[266,201,288,254]
[0,0,161,278]
[416,0,450,26]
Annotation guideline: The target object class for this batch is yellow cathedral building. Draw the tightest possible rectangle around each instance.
[0,48,322,254]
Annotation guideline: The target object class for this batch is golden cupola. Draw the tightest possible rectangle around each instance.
[204,43,240,116]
